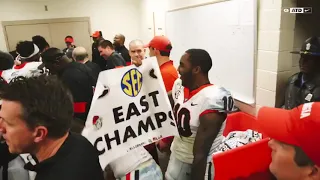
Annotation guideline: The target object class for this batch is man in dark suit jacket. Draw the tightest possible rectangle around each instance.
[72,46,101,80]
[91,31,106,70]
[113,34,131,65]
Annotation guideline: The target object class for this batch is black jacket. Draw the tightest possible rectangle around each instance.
[58,62,97,122]
[24,133,104,180]
[115,46,131,64]
[105,52,126,70]
[85,61,101,80]
[92,42,107,71]
[283,72,320,109]
[0,143,17,180]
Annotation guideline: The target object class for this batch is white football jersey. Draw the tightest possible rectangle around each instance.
[170,78,234,164]
[0,62,46,83]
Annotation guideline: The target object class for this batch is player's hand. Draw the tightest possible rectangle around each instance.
[132,58,142,67]
[156,140,170,152]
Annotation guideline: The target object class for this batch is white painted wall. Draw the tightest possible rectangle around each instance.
[139,0,294,115]
[0,0,141,51]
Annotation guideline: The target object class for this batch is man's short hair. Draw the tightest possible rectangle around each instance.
[0,75,73,138]
[16,41,35,58]
[72,47,88,61]
[129,40,144,48]
[0,51,14,70]
[32,35,50,52]
[65,35,73,39]
[41,48,66,63]
[118,34,125,43]
[185,49,212,74]
[98,40,114,50]
[160,45,172,57]
[294,146,315,167]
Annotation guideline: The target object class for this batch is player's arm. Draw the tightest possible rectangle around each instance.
[167,91,174,108]
[191,112,226,180]
[104,165,116,180]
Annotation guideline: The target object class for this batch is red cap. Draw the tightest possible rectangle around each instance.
[65,37,74,43]
[145,36,172,52]
[91,31,101,38]
[257,102,320,166]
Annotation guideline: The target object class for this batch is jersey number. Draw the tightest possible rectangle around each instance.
[173,103,192,137]
[222,96,234,111]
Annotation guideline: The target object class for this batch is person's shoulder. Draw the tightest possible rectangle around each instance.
[60,134,101,165]
[68,133,96,150]
[202,85,232,100]
[287,72,301,83]
[86,61,99,67]
[64,62,88,75]
[122,46,129,52]
[113,52,125,59]
[161,61,178,76]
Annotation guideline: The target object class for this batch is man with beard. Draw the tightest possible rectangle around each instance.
[132,49,234,180]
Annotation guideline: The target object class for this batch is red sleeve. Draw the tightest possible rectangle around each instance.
[162,136,174,144]
[199,109,218,117]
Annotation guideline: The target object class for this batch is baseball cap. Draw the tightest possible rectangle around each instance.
[145,36,172,52]
[65,37,74,43]
[91,31,101,38]
[291,36,320,56]
[257,102,320,166]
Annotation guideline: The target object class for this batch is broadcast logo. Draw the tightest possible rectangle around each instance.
[121,68,143,97]
[283,7,312,14]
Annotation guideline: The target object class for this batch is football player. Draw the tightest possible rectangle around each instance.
[133,49,234,180]
[1,41,46,83]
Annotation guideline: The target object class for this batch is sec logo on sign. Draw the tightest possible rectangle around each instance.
[121,68,143,97]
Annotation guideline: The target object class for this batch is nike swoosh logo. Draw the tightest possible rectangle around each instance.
[191,103,197,106]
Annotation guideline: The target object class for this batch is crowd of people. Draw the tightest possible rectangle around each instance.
[0,31,319,180]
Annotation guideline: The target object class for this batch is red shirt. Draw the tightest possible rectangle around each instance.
[160,60,178,92]
[160,60,178,144]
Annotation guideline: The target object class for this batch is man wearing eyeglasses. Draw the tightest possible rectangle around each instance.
[282,37,320,109]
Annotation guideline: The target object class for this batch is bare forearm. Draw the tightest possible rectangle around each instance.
[104,165,116,180]
[192,112,225,179]
[191,155,208,180]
